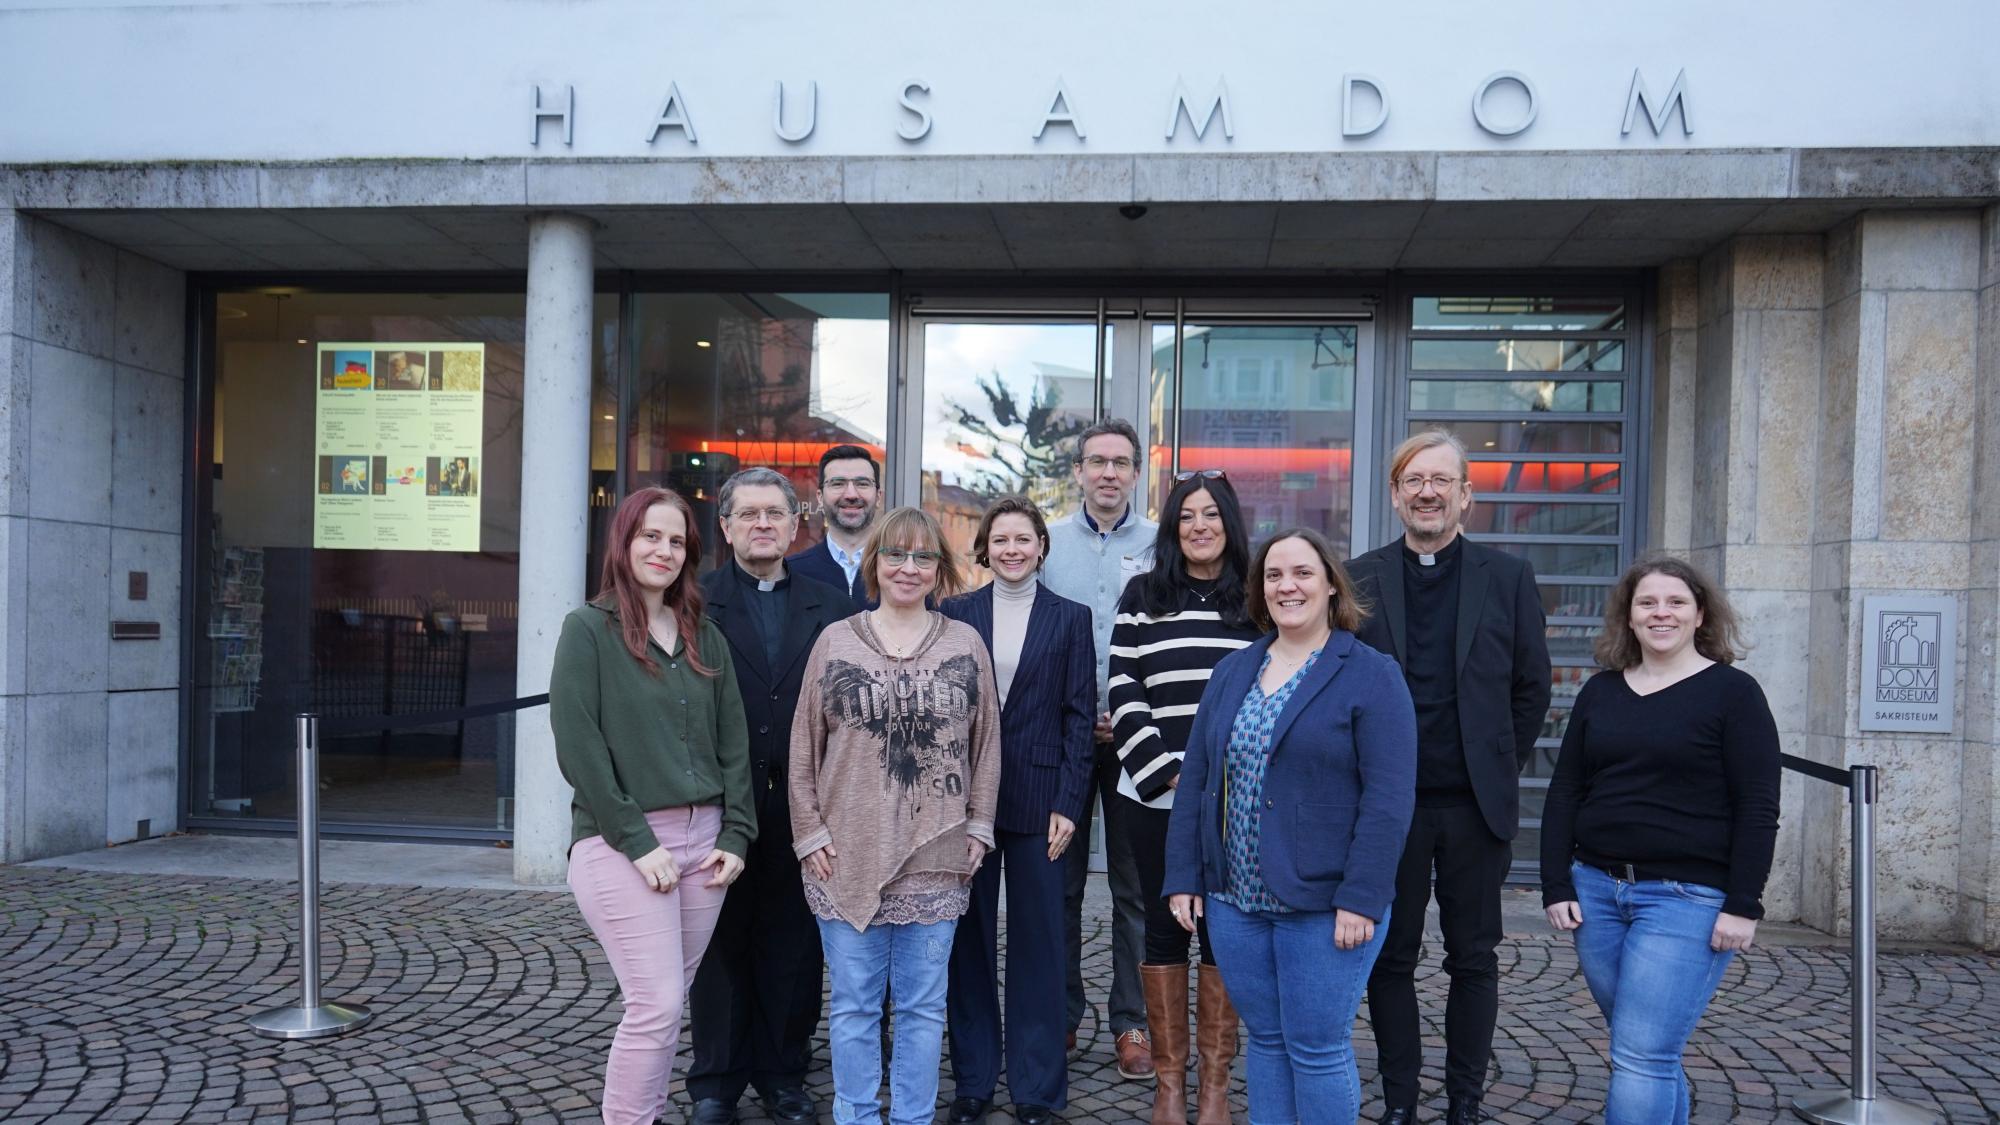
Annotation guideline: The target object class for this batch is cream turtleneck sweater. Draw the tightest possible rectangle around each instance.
[992,573,1037,708]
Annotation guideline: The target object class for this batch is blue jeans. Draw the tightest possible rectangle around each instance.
[1205,898,1391,1125]
[816,915,958,1125]
[1569,861,1736,1125]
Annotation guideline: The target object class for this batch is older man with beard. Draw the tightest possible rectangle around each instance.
[787,444,880,611]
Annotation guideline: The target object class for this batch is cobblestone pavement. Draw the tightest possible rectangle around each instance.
[1,866,1994,1124]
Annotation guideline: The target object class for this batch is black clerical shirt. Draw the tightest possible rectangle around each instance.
[1401,535,1472,804]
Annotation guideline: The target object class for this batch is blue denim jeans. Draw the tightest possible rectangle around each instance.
[1205,898,1391,1125]
[1569,861,1736,1125]
[816,915,958,1125]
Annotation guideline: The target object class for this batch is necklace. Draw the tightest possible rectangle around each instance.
[1188,578,1219,603]
[871,611,928,657]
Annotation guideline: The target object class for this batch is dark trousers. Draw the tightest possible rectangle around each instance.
[1126,795,1212,964]
[686,812,823,1105]
[1365,801,1512,1108]
[1063,745,1148,1035]
[948,828,1069,1109]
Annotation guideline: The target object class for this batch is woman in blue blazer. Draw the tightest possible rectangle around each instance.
[1164,527,1417,1125]
[938,497,1096,1125]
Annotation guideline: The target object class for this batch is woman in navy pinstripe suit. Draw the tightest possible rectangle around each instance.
[939,497,1097,1125]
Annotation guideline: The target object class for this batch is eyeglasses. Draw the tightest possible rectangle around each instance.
[880,548,942,569]
[1174,468,1228,483]
[822,476,877,493]
[1077,455,1136,473]
[729,506,794,524]
[1397,474,1461,494]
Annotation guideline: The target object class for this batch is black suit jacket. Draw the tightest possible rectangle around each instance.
[785,538,871,611]
[700,562,855,842]
[938,583,1097,834]
[1345,536,1552,841]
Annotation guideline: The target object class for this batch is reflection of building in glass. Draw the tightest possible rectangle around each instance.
[1153,326,1357,550]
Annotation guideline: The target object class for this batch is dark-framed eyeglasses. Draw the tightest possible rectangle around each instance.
[1173,468,1228,483]
[880,548,942,570]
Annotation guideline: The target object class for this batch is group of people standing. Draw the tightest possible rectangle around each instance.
[550,423,1783,1125]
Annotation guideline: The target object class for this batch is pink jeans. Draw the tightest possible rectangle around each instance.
[569,805,727,1125]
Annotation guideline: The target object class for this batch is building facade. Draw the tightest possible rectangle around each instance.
[1,0,1996,948]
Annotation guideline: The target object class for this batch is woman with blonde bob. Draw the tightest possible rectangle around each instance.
[1541,554,1780,1125]
[790,506,1003,1125]
[1164,527,1417,1125]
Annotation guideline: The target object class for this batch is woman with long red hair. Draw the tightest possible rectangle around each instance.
[552,486,754,1125]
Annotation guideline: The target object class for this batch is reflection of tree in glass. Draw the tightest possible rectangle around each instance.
[944,370,1087,512]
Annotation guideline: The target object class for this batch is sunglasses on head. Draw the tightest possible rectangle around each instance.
[1173,469,1228,483]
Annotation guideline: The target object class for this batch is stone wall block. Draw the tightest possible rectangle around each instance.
[1750,309,1822,546]
[1962,738,1998,946]
[1660,258,1699,330]
[1697,242,1734,328]
[0,210,25,339]
[1880,291,1977,541]
[25,519,109,695]
[1733,589,1812,736]
[1434,151,1790,202]
[1976,284,2000,544]
[108,529,181,693]
[110,365,185,534]
[23,691,107,858]
[1649,323,1696,551]
[1731,235,1824,310]
[1850,291,1889,542]
[1816,292,1859,544]
[1765,767,1805,924]
[113,252,185,379]
[0,336,27,518]
[1806,585,1853,740]
[258,161,527,209]
[1824,217,1862,306]
[1857,737,1968,938]
[0,517,22,696]
[1982,202,2000,290]
[1798,732,1850,933]
[1845,541,1972,590]
[1858,211,1983,292]
[28,220,115,359]
[104,689,177,845]
[26,343,113,524]
[0,694,20,861]
[1690,310,1733,550]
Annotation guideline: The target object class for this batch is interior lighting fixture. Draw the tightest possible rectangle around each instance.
[695,340,712,348]
[602,414,614,421]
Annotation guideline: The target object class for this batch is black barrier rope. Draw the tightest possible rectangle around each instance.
[1780,752,1854,788]
[318,694,550,737]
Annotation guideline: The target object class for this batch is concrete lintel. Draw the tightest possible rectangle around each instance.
[1438,150,1795,201]
[1793,147,2000,201]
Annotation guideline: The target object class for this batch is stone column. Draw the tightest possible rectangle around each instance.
[514,213,594,886]
[1647,259,1698,554]
[1809,211,1983,941]
[1689,234,1824,925]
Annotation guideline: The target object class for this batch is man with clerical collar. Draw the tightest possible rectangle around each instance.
[1037,418,1158,1081]
[1347,430,1552,1125]
[785,443,880,611]
[688,467,854,1125]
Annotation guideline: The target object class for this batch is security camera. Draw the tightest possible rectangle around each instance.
[1119,204,1148,221]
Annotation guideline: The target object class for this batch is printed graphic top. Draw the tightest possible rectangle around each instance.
[790,611,1002,930]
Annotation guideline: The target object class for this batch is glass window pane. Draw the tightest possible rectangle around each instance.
[1487,541,1621,577]
[1465,501,1621,537]
[1411,296,1626,333]
[1546,623,1599,661]
[1540,581,1615,619]
[630,293,891,568]
[1411,338,1623,373]
[1408,379,1623,413]
[922,322,1101,578]
[200,289,606,834]
[1468,460,1621,495]
[1416,419,1622,455]
[1551,664,1595,703]
[1153,323,1358,553]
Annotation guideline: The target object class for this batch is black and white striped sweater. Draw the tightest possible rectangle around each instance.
[1108,582,1261,809]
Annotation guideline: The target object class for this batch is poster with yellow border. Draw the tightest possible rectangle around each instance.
[312,343,484,551]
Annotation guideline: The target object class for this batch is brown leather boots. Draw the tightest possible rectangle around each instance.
[1140,961,1239,1124]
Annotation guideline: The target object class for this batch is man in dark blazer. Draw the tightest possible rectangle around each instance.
[937,527,1096,1125]
[1349,431,1552,1125]
[687,468,854,1125]
[784,443,879,611]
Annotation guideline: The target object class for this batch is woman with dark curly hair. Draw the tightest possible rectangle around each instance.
[1540,553,1781,1125]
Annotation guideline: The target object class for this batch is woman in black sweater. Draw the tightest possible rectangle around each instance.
[1110,470,1261,1125]
[1539,554,1780,1125]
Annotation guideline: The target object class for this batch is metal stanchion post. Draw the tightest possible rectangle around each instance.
[1792,766,1938,1125]
[248,714,372,1040]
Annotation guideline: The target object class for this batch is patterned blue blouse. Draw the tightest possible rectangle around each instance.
[1213,647,1323,914]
